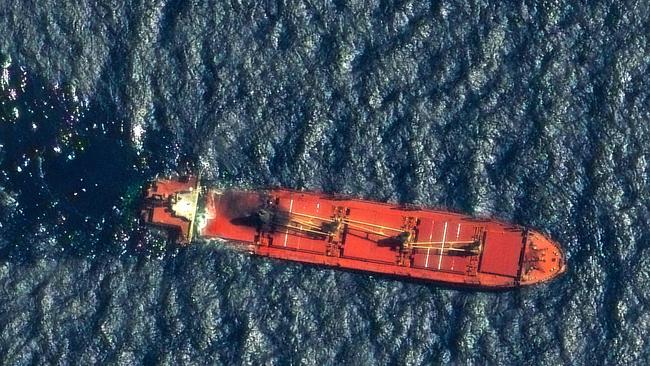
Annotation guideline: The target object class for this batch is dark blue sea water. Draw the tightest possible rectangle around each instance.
[1,1,649,364]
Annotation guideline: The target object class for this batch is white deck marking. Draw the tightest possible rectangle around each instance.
[450,224,461,271]
[283,199,294,247]
[424,221,434,268]
[437,222,448,270]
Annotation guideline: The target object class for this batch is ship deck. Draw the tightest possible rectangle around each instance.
[197,189,563,288]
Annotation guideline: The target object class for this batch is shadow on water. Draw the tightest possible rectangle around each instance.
[0,62,185,261]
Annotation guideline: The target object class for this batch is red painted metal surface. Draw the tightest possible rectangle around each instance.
[141,176,566,288]
[193,187,566,289]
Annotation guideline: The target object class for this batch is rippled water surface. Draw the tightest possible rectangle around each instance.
[1,1,649,364]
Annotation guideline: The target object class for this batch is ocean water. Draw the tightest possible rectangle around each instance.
[1,0,649,364]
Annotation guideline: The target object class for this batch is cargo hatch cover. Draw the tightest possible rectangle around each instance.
[478,231,525,277]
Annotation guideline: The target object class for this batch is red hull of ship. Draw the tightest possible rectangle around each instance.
[197,189,565,289]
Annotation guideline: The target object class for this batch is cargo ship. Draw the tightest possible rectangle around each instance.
[141,176,566,289]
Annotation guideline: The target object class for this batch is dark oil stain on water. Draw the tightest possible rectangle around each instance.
[0,0,649,364]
